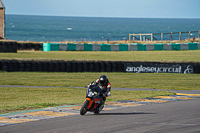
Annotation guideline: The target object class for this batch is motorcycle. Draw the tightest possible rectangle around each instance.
[80,82,104,115]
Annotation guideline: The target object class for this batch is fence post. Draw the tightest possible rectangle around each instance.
[179,32,182,40]
[161,33,163,41]
[198,31,200,39]
[129,33,131,41]
[143,36,146,41]
[170,32,173,41]
[151,33,153,41]
[139,34,142,41]
[189,31,191,39]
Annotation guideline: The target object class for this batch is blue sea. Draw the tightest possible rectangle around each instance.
[5,15,200,42]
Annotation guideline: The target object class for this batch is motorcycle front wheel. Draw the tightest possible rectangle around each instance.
[80,100,89,115]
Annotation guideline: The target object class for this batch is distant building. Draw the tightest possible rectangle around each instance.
[0,0,5,39]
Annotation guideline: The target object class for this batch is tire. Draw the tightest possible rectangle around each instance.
[77,62,83,72]
[71,62,77,72]
[82,62,88,72]
[80,100,89,115]
[106,62,112,72]
[94,108,100,114]
[94,105,104,115]
[99,61,106,72]
[94,62,100,72]
[88,62,94,72]
[66,62,72,72]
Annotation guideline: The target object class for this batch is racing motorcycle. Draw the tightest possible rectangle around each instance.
[80,82,104,115]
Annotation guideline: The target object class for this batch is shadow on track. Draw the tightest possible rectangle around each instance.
[97,112,156,116]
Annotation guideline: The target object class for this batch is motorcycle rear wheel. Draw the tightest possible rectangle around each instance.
[94,109,100,114]
[94,105,104,114]
[80,100,89,115]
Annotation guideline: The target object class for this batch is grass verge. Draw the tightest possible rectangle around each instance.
[0,87,174,114]
[0,72,200,90]
[0,50,200,62]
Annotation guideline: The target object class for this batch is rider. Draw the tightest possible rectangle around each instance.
[95,75,111,109]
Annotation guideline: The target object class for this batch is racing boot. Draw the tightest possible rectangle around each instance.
[99,100,105,111]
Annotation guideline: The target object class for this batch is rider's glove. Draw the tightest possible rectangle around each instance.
[103,93,107,97]
[86,84,90,88]
[103,92,111,97]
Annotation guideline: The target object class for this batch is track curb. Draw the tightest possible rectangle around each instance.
[0,92,200,127]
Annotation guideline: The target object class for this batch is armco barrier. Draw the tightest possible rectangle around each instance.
[154,44,163,51]
[119,44,129,51]
[129,43,138,51]
[84,44,93,51]
[180,43,189,50]
[146,44,154,51]
[76,44,84,51]
[163,44,171,50]
[0,60,200,74]
[52,42,200,52]
[137,44,146,51]
[2,42,200,52]
[111,44,119,51]
[43,43,59,51]
[188,43,198,50]
[101,44,111,51]
[68,43,76,51]
[171,43,180,50]
[93,44,101,51]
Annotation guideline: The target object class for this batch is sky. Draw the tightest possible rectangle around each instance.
[3,0,200,18]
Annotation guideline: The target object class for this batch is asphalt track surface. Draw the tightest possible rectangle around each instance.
[1,85,200,133]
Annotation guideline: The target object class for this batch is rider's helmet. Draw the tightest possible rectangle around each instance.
[99,75,107,86]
